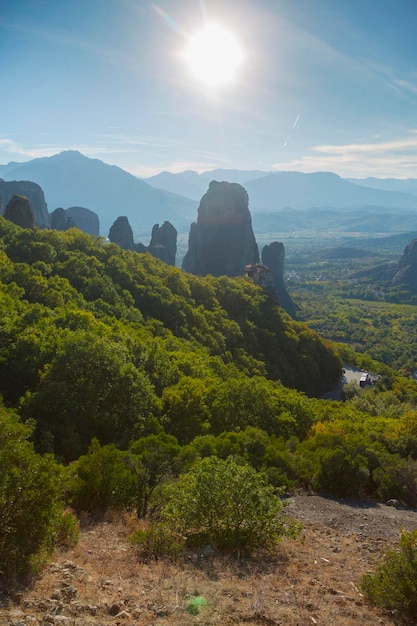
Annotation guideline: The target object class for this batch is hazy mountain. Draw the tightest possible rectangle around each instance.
[146,169,417,213]
[244,171,417,212]
[144,169,268,201]
[0,151,196,234]
[347,177,417,197]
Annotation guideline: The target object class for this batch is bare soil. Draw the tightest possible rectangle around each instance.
[1,493,417,626]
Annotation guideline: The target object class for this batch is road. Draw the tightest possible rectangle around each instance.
[321,365,371,400]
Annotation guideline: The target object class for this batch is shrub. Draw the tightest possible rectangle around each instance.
[69,439,137,516]
[0,409,67,582]
[130,523,184,561]
[361,529,417,620]
[161,456,301,556]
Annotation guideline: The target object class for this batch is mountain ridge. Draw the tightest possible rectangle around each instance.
[2,151,417,236]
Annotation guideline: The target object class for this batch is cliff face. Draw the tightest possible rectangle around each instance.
[109,216,135,250]
[261,242,297,317]
[108,216,177,265]
[392,238,417,293]
[50,206,100,235]
[0,180,49,228]
[4,194,37,229]
[149,221,177,266]
[182,181,259,276]
[65,207,100,236]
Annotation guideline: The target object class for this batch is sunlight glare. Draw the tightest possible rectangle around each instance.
[184,24,243,86]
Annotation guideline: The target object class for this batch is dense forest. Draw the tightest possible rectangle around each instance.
[1,216,417,585]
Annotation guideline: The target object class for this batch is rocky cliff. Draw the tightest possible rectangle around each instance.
[66,207,100,236]
[108,216,177,265]
[109,216,135,250]
[261,242,297,317]
[4,195,37,229]
[50,206,100,236]
[392,238,417,293]
[0,180,49,228]
[149,221,177,266]
[182,181,259,276]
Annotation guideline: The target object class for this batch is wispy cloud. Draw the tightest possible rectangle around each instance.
[271,131,417,178]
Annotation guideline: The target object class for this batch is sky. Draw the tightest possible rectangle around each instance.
[2,0,417,179]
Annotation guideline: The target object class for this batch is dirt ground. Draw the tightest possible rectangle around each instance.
[1,493,417,626]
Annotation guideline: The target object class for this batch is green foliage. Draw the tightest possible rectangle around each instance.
[361,530,417,621]
[70,439,137,515]
[161,456,301,555]
[373,455,417,507]
[0,216,343,462]
[0,408,67,582]
[128,433,183,517]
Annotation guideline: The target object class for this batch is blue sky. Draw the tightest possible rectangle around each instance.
[2,0,417,178]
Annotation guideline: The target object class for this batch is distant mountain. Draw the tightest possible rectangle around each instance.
[244,171,417,212]
[0,151,196,234]
[146,169,417,213]
[347,177,417,197]
[144,168,268,201]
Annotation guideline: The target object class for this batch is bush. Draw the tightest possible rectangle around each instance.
[0,409,67,582]
[130,523,184,561]
[361,529,417,620]
[161,456,301,556]
[69,439,137,516]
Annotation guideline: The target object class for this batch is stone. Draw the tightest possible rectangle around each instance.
[0,179,49,227]
[182,180,259,276]
[148,221,177,265]
[4,194,37,229]
[65,206,100,236]
[261,241,297,317]
[108,216,135,250]
[392,238,417,293]
[50,207,67,230]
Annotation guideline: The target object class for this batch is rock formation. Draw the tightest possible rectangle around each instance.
[50,207,68,231]
[392,238,417,293]
[182,181,259,276]
[50,206,100,235]
[108,216,135,250]
[108,216,178,264]
[0,179,49,227]
[261,242,297,317]
[66,207,100,236]
[4,194,37,229]
[148,221,177,266]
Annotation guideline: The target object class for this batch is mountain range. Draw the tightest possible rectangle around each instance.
[1,151,417,236]
[145,169,417,212]
[0,151,196,235]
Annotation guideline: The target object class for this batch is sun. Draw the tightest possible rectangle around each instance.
[184,24,243,86]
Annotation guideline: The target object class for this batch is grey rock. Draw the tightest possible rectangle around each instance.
[148,221,177,265]
[4,194,37,229]
[65,206,99,236]
[0,179,49,227]
[261,241,297,317]
[182,180,259,276]
[109,216,135,250]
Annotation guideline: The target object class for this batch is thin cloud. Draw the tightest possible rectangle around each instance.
[271,131,417,178]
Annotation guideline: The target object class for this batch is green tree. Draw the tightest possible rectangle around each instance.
[161,456,301,555]
[0,408,66,582]
[70,439,137,515]
[128,433,182,517]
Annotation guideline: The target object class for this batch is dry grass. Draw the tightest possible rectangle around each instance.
[0,499,413,626]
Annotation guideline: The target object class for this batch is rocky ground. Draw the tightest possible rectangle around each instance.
[1,493,416,626]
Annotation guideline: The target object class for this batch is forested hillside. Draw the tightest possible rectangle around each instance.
[2,216,417,589]
[0,216,340,459]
